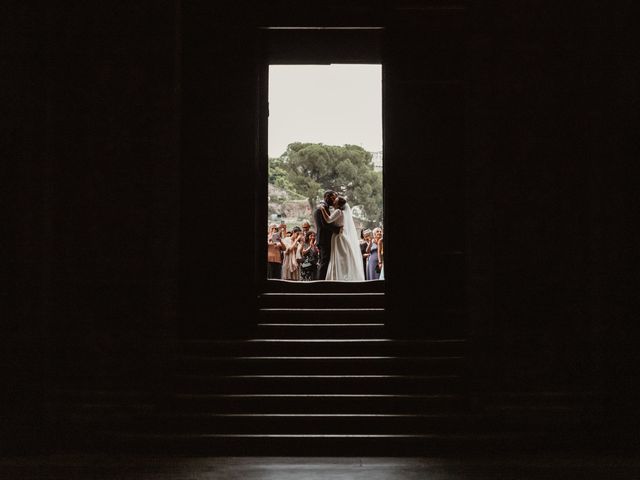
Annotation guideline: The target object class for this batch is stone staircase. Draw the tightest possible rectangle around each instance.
[45,292,598,455]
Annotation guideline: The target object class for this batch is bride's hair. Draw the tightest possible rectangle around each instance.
[334,196,347,210]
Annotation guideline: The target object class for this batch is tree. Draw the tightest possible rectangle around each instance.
[268,156,295,192]
[271,143,383,226]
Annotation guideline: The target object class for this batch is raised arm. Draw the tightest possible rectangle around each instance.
[287,233,301,253]
[320,206,331,222]
[324,208,342,224]
[315,204,342,234]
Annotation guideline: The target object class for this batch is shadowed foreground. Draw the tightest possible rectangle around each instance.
[2,455,640,480]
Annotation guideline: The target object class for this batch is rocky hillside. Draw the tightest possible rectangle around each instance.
[267,184,313,228]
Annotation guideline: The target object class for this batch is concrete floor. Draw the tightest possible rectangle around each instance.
[2,455,640,479]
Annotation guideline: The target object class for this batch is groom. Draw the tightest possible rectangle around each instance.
[313,190,340,280]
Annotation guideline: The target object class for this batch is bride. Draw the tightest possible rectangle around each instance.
[320,196,366,281]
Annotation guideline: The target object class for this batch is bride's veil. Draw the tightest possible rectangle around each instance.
[342,203,365,279]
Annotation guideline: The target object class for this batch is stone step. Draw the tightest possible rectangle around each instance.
[258,293,385,309]
[89,431,577,456]
[92,412,497,435]
[257,308,385,323]
[254,323,387,339]
[261,281,385,295]
[165,393,470,413]
[173,355,466,375]
[174,374,465,394]
[53,400,587,439]
[176,339,467,356]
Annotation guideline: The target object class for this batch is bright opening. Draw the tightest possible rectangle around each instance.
[267,64,384,282]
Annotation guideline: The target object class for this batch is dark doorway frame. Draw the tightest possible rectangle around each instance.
[255,28,386,295]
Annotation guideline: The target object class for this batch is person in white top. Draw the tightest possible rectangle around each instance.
[319,196,366,282]
[281,226,303,281]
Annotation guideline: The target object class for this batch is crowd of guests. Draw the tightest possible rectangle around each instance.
[267,220,384,281]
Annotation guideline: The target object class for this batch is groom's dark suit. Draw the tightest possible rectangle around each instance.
[313,201,342,281]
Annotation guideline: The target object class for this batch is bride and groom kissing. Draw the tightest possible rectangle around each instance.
[313,190,365,282]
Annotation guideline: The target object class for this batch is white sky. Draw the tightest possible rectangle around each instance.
[268,64,382,158]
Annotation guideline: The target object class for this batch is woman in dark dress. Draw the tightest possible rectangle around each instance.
[300,230,320,281]
[366,227,383,281]
[360,228,372,280]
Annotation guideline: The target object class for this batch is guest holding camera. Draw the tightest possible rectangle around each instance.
[282,226,303,281]
[267,223,286,279]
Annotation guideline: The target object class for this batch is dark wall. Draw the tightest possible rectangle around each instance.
[4,0,637,446]
[43,1,180,351]
[180,2,259,336]
[3,2,49,449]
[4,2,181,449]
[384,13,467,327]
[469,7,596,392]
[467,4,637,399]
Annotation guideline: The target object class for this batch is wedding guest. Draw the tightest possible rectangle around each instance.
[267,223,286,279]
[378,234,384,280]
[360,228,372,279]
[300,230,319,281]
[301,220,312,236]
[366,227,383,280]
[282,226,303,281]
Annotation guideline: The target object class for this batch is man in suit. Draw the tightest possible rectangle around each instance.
[313,190,340,280]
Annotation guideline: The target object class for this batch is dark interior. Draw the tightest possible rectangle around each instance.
[3,1,637,456]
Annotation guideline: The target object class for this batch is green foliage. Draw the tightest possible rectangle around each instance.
[268,157,296,192]
[269,143,384,226]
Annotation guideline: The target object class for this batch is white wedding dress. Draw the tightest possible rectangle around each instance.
[324,204,366,282]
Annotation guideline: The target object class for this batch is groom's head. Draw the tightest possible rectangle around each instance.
[323,190,337,206]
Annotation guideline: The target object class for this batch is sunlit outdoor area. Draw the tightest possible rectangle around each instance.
[267,64,384,282]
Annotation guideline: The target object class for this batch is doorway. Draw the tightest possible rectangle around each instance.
[266,64,384,284]
[256,29,385,295]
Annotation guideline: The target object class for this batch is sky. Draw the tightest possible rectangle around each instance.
[268,64,382,158]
